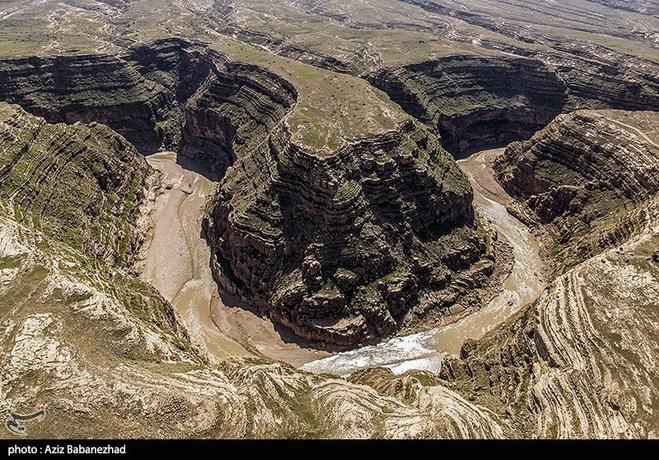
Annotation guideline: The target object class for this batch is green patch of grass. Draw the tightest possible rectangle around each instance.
[0,255,24,270]
[211,37,405,155]
[0,265,49,316]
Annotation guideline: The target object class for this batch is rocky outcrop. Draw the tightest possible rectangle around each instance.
[550,45,659,111]
[0,103,155,266]
[440,201,659,438]
[0,102,500,438]
[587,0,659,15]
[182,58,297,175]
[368,52,659,156]
[0,38,492,345]
[204,118,492,346]
[0,38,293,164]
[368,56,568,156]
[435,109,659,438]
[494,110,659,269]
[0,203,507,439]
[223,25,355,74]
[0,52,180,153]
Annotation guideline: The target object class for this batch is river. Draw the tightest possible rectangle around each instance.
[300,148,545,375]
[140,152,328,366]
[140,148,544,374]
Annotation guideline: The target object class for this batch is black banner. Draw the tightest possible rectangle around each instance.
[0,439,654,458]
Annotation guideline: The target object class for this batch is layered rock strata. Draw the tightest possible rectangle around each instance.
[494,110,659,269]
[368,53,659,156]
[0,102,155,266]
[0,38,295,168]
[0,109,503,436]
[0,52,179,153]
[0,39,492,345]
[368,56,567,155]
[1,94,656,440]
[0,166,506,439]
[440,201,659,438]
[204,118,492,346]
[438,109,659,438]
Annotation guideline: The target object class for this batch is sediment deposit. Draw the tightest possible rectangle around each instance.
[0,39,495,345]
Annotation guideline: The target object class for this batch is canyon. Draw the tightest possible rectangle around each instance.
[0,0,658,440]
[0,38,498,346]
[368,52,659,157]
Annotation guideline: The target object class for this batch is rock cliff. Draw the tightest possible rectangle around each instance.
[0,103,155,266]
[368,52,659,156]
[440,200,659,438]
[0,38,292,165]
[494,110,659,269]
[0,210,507,439]
[204,118,492,346]
[0,38,493,345]
[439,109,659,438]
[368,56,568,156]
[0,109,504,437]
[0,52,180,153]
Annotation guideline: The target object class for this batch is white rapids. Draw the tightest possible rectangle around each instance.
[301,148,546,376]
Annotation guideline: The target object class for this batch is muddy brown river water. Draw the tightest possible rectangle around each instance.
[140,149,544,374]
[301,148,546,375]
[141,152,328,366]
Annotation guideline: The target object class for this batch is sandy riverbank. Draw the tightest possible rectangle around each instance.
[140,148,545,373]
[301,148,546,375]
[140,152,328,366]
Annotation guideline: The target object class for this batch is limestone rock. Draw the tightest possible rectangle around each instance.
[0,103,155,266]
[494,110,659,269]
[368,52,659,156]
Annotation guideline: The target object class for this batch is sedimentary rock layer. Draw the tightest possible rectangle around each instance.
[0,38,294,165]
[0,106,498,438]
[587,0,659,15]
[0,39,491,345]
[0,103,154,266]
[368,56,567,155]
[440,203,659,438]
[0,206,505,439]
[438,109,659,438]
[368,52,659,156]
[0,52,179,153]
[204,118,491,346]
[494,110,659,269]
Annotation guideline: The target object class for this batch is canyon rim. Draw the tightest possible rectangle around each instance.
[0,0,658,441]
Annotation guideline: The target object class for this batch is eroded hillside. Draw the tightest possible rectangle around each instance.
[440,111,659,438]
[495,110,659,270]
[368,53,659,156]
[0,0,657,441]
[0,104,508,439]
[0,39,498,346]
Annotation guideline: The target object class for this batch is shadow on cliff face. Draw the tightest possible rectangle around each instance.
[0,38,511,349]
[216,289,345,352]
[176,148,225,182]
[368,52,659,159]
[0,37,295,180]
[0,38,496,349]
